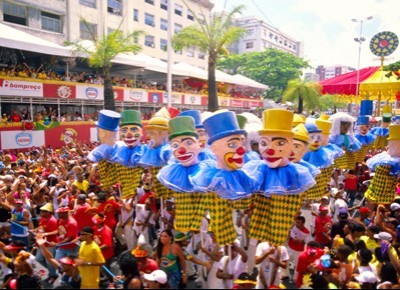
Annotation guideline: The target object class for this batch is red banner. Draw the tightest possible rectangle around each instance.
[113,88,124,101]
[43,83,76,99]
[44,123,93,149]
[249,100,261,108]
[231,99,243,107]
[148,91,164,104]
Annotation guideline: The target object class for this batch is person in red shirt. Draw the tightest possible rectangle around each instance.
[33,202,59,283]
[93,213,114,266]
[73,194,95,232]
[9,110,22,122]
[44,206,79,261]
[344,170,359,207]
[295,241,324,288]
[314,206,333,248]
[96,192,120,230]
[131,243,159,276]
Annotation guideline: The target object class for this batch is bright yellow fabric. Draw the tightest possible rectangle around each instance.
[78,241,105,289]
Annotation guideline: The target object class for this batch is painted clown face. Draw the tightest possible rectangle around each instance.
[120,125,142,148]
[357,124,369,136]
[170,135,201,166]
[196,128,207,149]
[289,139,309,162]
[309,132,322,151]
[211,134,246,171]
[259,134,293,168]
[146,129,169,148]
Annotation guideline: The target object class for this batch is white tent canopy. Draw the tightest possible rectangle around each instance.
[0,22,71,57]
[232,74,269,90]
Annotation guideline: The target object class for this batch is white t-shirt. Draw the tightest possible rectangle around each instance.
[255,242,289,289]
[218,254,247,289]
[333,198,348,223]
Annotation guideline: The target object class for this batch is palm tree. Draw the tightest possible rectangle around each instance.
[66,19,142,110]
[282,79,322,114]
[173,4,246,112]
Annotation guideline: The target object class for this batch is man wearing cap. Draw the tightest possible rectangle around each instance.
[143,269,168,289]
[44,206,79,261]
[110,110,145,198]
[233,272,257,289]
[92,213,114,267]
[72,194,94,232]
[35,234,81,288]
[87,109,121,190]
[139,110,173,199]
[33,202,59,283]
[243,109,315,245]
[131,242,159,276]
[75,226,105,289]
[314,205,333,247]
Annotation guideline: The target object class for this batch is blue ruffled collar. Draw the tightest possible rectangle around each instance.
[110,142,144,167]
[87,144,115,162]
[366,152,400,175]
[328,135,362,152]
[303,147,335,168]
[355,133,376,145]
[139,143,171,167]
[157,162,203,192]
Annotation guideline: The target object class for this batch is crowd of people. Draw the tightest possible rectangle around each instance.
[0,104,398,290]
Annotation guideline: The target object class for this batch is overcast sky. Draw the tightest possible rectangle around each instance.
[212,0,400,70]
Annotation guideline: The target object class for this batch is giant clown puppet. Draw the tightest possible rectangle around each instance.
[355,100,375,164]
[243,109,315,245]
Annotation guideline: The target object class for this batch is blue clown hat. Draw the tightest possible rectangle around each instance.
[204,111,246,145]
[178,110,203,128]
[95,110,121,132]
[360,100,373,116]
[356,116,370,125]
[305,122,322,133]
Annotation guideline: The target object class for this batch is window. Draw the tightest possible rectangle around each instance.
[246,29,254,36]
[80,20,97,40]
[174,4,183,16]
[174,23,182,34]
[160,18,168,31]
[245,42,254,49]
[160,0,168,10]
[41,11,61,33]
[186,48,194,57]
[145,13,155,27]
[145,0,154,4]
[263,29,267,36]
[198,53,205,60]
[187,9,194,21]
[145,35,155,47]
[160,38,167,51]
[79,0,96,8]
[3,1,27,25]
[108,0,122,15]
[133,9,138,21]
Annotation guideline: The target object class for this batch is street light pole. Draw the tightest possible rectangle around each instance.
[352,16,373,97]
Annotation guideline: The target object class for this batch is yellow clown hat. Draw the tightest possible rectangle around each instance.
[388,124,400,141]
[259,109,294,137]
[293,114,305,127]
[144,116,170,132]
[292,124,310,143]
[315,115,332,135]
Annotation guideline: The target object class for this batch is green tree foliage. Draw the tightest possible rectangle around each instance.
[66,18,142,110]
[282,79,321,114]
[173,3,246,112]
[217,48,311,101]
[319,94,348,114]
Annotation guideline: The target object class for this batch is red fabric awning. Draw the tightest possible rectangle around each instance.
[320,66,380,95]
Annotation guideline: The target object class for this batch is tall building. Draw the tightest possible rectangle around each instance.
[316,65,355,81]
[230,16,303,57]
[0,0,213,69]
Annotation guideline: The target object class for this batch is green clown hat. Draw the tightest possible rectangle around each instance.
[120,110,142,127]
[236,115,247,130]
[169,116,198,141]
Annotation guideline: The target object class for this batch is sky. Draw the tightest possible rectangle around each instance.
[212,0,400,71]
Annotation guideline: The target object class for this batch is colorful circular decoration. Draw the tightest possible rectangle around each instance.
[370,31,399,57]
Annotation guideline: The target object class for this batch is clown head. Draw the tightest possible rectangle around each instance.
[329,112,355,137]
[315,115,332,147]
[95,110,121,146]
[178,110,208,149]
[119,110,142,148]
[305,123,322,151]
[356,116,370,136]
[290,124,310,162]
[144,116,170,148]
[169,116,201,167]
[203,111,246,171]
[387,125,400,157]
[259,109,294,168]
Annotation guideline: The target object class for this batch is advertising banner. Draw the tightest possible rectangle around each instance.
[44,124,93,149]
[76,84,104,100]
[231,99,243,107]
[43,83,76,99]
[148,91,164,104]
[249,100,261,108]
[1,130,45,149]
[113,88,124,101]
[124,89,148,102]
[219,97,229,107]
[184,94,202,105]
[0,79,43,97]
[163,92,182,104]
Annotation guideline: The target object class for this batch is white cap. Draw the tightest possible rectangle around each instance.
[0,174,14,181]
[143,270,167,284]
[390,203,400,211]
[373,231,392,241]
[355,271,377,284]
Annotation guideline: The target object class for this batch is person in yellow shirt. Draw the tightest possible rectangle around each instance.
[72,173,90,192]
[75,226,105,289]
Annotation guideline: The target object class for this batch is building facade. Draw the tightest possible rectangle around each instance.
[0,0,213,69]
[316,65,355,81]
[230,16,303,57]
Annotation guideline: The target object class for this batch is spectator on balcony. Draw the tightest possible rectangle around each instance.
[23,63,44,79]
[0,67,6,77]
[37,69,48,80]
[77,72,85,83]
[10,110,22,123]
